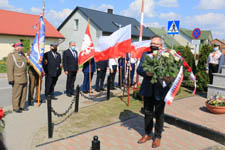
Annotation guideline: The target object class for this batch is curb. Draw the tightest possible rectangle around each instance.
[164,113,225,146]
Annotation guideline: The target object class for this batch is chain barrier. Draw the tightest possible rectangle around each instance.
[51,97,75,117]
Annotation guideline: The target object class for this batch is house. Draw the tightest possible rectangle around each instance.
[211,39,225,54]
[0,9,64,60]
[149,27,181,48]
[174,28,213,54]
[57,6,155,52]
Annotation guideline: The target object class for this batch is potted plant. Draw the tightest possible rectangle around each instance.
[205,95,225,114]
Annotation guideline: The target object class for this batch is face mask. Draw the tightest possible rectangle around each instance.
[150,46,159,52]
[52,48,57,52]
[71,46,76,51]
[213,47,219,51]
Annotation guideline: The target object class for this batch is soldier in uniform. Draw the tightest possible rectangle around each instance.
[6,42,28,113]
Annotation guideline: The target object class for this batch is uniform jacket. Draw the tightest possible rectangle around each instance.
[6,52,27,84]
[82,58,96,73]
[137,51,169,100]
[63,49,78,72]
[43,51,61,77]
[96,60,108,70]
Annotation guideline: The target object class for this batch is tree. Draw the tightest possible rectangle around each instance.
[196,44,212,92]
[21,39,31,53]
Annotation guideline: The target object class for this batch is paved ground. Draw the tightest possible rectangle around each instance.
[1,71,225,150]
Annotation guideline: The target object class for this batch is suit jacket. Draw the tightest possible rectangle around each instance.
[63,49,78,72]
[6,52,27,84]
[96,60,108,70]
[82,58,96,73]
[43,51,61,77]
[137,51,169,100]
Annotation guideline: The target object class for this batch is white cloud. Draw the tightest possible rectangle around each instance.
[145,22,161,28]
[89,4,114,12]
[198,0,225,9]
[185,13,225,39]
[46,8,72,27]
[30,7,42,14]
[0,0,24,12]
[159,12,180,19]
[120,0,155,18]
[157,0,179,7]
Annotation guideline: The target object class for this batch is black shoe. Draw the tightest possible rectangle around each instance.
[71,92,75,96]
[95,89,100,92]
[66,93,72,97]
[83,91,88,94]
[13,109,22,113]
[51,96,58,100]
[20,108,29,111]
[100,88,106,91]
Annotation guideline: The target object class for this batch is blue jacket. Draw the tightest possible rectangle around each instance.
[137,51,169,100]
[82,58,96,73]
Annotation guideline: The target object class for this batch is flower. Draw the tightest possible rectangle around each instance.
[162,52,169,58]
[208,95,225,107]
[153,50,158,56]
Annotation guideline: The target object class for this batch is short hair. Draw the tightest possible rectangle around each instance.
[151,35,164,47]
[69,41,76,46]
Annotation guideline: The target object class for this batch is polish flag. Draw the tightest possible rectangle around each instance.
[131,40,151,58]
[94,24,131,62]
[78,23,95,66]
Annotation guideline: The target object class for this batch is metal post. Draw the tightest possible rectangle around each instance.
[47,96,52,138]
[75,85,80,112]
[172,34,175,49]
[107,76,110,100]
[194,44,197,65]
[91,136,100,150]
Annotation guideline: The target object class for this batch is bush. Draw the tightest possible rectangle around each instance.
[21,39,31,53]
[175,45,196,88]
[0,58,6,73]
[196,44,212,92]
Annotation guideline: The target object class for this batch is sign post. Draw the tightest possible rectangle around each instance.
[168,20,180,49]
[192,28,201,65]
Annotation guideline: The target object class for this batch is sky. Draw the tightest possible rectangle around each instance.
[0,0,225,39]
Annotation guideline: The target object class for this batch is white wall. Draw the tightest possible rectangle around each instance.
[58,10,102,54]
[0,35,59,60]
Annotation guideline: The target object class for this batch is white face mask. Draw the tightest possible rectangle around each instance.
[71,46,76,51]
[213,47,219,51]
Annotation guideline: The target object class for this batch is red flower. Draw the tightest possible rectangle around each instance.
[0,107,4,120]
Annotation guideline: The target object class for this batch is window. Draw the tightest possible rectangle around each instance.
[74,19,79,31]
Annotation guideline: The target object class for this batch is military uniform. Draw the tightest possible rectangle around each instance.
[6,52,27,111]
[28,65,42,105]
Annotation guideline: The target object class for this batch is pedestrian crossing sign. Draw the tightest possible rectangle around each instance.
[168,20,180,34]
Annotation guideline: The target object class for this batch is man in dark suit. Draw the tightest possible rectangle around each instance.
[136,36,170,148]
[95,60,108,92]
[63,41,78,97]
[82,58,96,93]
[43,43,62,99]
[118,57,126,88]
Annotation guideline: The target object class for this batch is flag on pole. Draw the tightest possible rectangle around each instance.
[131,40,151,58]
[29,15,45,76]
[94,24,131,62]
[78,23,95,66]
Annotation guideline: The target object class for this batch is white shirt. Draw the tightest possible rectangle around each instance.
[109,58,118,70]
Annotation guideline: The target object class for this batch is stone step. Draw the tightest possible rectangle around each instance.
[222,65,225,74]
[212,73,225,87]
[207,84,225,98]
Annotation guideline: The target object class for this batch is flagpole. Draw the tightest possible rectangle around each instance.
[136,0,144,88]
[38,0,45,106]
[89,60,91,94]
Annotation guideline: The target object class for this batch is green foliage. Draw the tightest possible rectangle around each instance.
[196,44,212,91]
[21,39,31,53]
[0,58,6,73]
[142,50,181,84]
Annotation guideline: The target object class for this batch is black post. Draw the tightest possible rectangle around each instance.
[107,76,110,100]
[75,85,80,112]
[47,96,52,138]
[91,136,100,150]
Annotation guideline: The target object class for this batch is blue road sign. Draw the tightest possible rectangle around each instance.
[192,28,201,39]
[168,20,180,34]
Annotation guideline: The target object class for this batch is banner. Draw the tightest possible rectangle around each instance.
[29,15,45,76]
[131,40,151,58]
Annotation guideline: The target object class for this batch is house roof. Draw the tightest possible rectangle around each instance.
[58,6,155,38]
[0,9,64,38]
[149,27,181,48]
[180,28,212,40]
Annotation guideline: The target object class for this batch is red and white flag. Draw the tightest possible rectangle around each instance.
[78,24,95,66]
[94,24,131,62]
[131,40,151,58]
